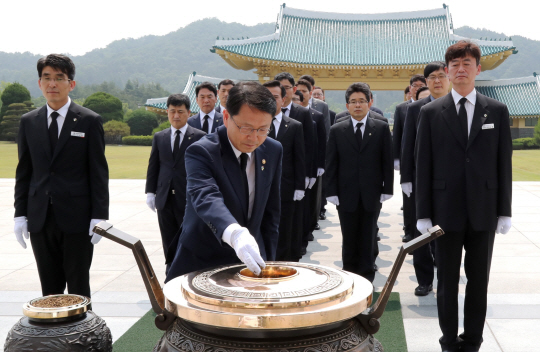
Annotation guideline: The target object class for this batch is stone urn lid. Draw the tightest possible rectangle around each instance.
[23,294,90,322]
[164,262,373,330]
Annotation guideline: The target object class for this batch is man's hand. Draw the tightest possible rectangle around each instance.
[293,190,305,201]
[496,216,512,234]
[308,178,316,189]
[380,194,392,203]
[305,177,310,189]
[401,182,413,197]
[227,227,265,275]
[14,216,29,249]
[394,159,400,171]
[417,218,433,234]
[146,193,156,212]
[327,196,339,206]
[317,168,325,177]
[89,219,106,245]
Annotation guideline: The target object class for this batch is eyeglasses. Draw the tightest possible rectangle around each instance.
[282,85,293,90]
[230,116,270,136]
[348,100,368,105]
[41,77,71,84]
[427,74,448,81]
[411,84,425,89]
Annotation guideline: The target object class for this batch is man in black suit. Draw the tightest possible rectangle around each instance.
[335,110,388,124]
[415,41,512,352]
[326,83,393,282]
[400,61,450,297]
[145,94,206,272]
[335,102,387,123]
[14,54,109,298]
[187,82,223,133]
[263,81,306,261]
[165,82,282,280]
[300,75,330,139]
[216,79,235,114]
[394,74,426,243]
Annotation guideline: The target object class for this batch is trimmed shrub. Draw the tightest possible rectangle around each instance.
[83,92,124,122]
[122,136,153,146]
[0,102,34,141]
[126,108,158,136]
[513,137,539,149]
[512,142,524,150]
[103,120,130,144]
[152,121,171,135]
[0,83,31,120]
[533,122,540,147]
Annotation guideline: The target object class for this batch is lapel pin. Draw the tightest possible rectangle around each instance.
[369,133,372,136]
[262,159,266,164]
[261,166,265,171]
[484,114,487,117]
[285,125,288,127]
[188,137,192,140]
[74,118,77,121]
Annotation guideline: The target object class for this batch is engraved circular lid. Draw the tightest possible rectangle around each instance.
[23,294,90,321]
[164,262,373,330]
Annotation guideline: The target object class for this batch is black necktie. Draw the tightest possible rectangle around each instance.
[240,153,249,213]
[268,117,277,139]
[173,130,180,159]
[355,122,363,149]
[458,97,469,138]
[281,108,288,116]
[202,115,210,134]
[49,111,59,153]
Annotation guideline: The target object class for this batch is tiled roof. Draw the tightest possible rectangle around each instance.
[476,74,540,117]
[145,72,236,113]
[212,5,515,66]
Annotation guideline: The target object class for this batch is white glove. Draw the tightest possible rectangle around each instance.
[327,196,339,206]
[417,218,433,235]
[225,227,266,275]
[401,182,412,198]
[394,159,400,171]
[380,194,393,202]
[496,216,512,234]
[293,190,305,201]
[308,178,316,189]
[146,193,156,212]
[14,216,29,249]
[305,177,310,189]
[317,168,325,177]
[89,219,106,245]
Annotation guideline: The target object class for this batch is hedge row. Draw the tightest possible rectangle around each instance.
[122,136,153,146]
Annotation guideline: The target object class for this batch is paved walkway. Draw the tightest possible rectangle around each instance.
[1,176,539,351]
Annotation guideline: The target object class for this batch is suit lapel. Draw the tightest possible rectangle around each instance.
[175,126,194,164]
[276,116,291,141]
[52,104,79,163]
[360,117,375,152]
[192,113,202,129]
[441,93,467,150]
[162,128,174,162]
[36,106,52,161]
[212,112,222,133]
[343,118,359,152]
[249,144,267,226]
[467,93,489,150]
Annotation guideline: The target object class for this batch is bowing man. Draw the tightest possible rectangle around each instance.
[187,81,223,133]
[166,82,282,281]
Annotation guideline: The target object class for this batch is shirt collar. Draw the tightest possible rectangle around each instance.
[284,102,293,111]
[309,97,313,106]
[274,112,283,123]
[220,105,226,113]
[171,123,188,135]
[201,109,215,119]
[429,95,435,102]
[228,136,252,161]
[46,97,71,118]
[451,88,476,106]
[350,111,369,127]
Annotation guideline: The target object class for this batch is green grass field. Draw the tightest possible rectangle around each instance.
[1,141,539,181]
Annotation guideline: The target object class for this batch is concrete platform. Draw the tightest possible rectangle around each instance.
[1,176,539,351]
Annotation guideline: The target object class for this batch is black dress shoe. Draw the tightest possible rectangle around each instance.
[414,284,433,296]
[314,223,320,230]
[400,206,403,210]
[376,235,381,241]
[319,212,326,220]
[308,233,314,241]
[402,233,413,243]
[373,263,378,271]
[300,247,307,256]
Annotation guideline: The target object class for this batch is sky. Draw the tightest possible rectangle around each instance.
[2,0,539,56]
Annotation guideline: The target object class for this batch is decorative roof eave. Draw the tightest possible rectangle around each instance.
[281,6,447,21]
[450,34,514,48]
[475,75,540,87]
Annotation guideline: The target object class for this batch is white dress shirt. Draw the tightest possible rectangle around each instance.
[46,97,71,137]
[282,102,293,117]
[451,88,476,136]
[170,124,188,151]
[228,138,255,220]
[272,112,283,135]
[200,109,216,132]
[350,111,369,137]
[219,105,226,113]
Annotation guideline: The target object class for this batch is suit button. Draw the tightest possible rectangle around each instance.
[466,158,470,163]
[45,191,49,195]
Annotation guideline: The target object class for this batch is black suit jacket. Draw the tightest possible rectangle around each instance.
[309,108,327,170]
[392,100,412,160]
[271,116,305,201]
[15,103,109,233]
[187,111,223,133]
[165,126,282,280]
[335,111,388,124]
[400,96,432,184]
[415,92,512,232]
[325,117,393,212]
[145,125,206,211]
[329,109,337,126]
[288,103,315,179]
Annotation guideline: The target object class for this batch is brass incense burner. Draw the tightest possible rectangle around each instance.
[92,222,444,352]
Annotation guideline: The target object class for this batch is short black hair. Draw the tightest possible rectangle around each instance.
[404,86,410,94]
[424,61,447,78]
[195,81,217,97]
[345,83,371,104]
[299,75,315,87]
[294,90,304,102]
[226,81,277,118]
[415,86,430,100]
[410,74,426,86]
[274,72,295,86]
[313,86,324,94]
[218,79,235,89]
[167,93,190,110]
[445,40,481,66]
[262,80,286,98]
[37,54,76,80]
[296,79,312,92]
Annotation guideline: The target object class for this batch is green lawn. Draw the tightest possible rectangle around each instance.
[1,141,539,181]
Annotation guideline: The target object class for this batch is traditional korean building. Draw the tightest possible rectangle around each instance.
[211,4,516,90]
[476,74,540,139]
